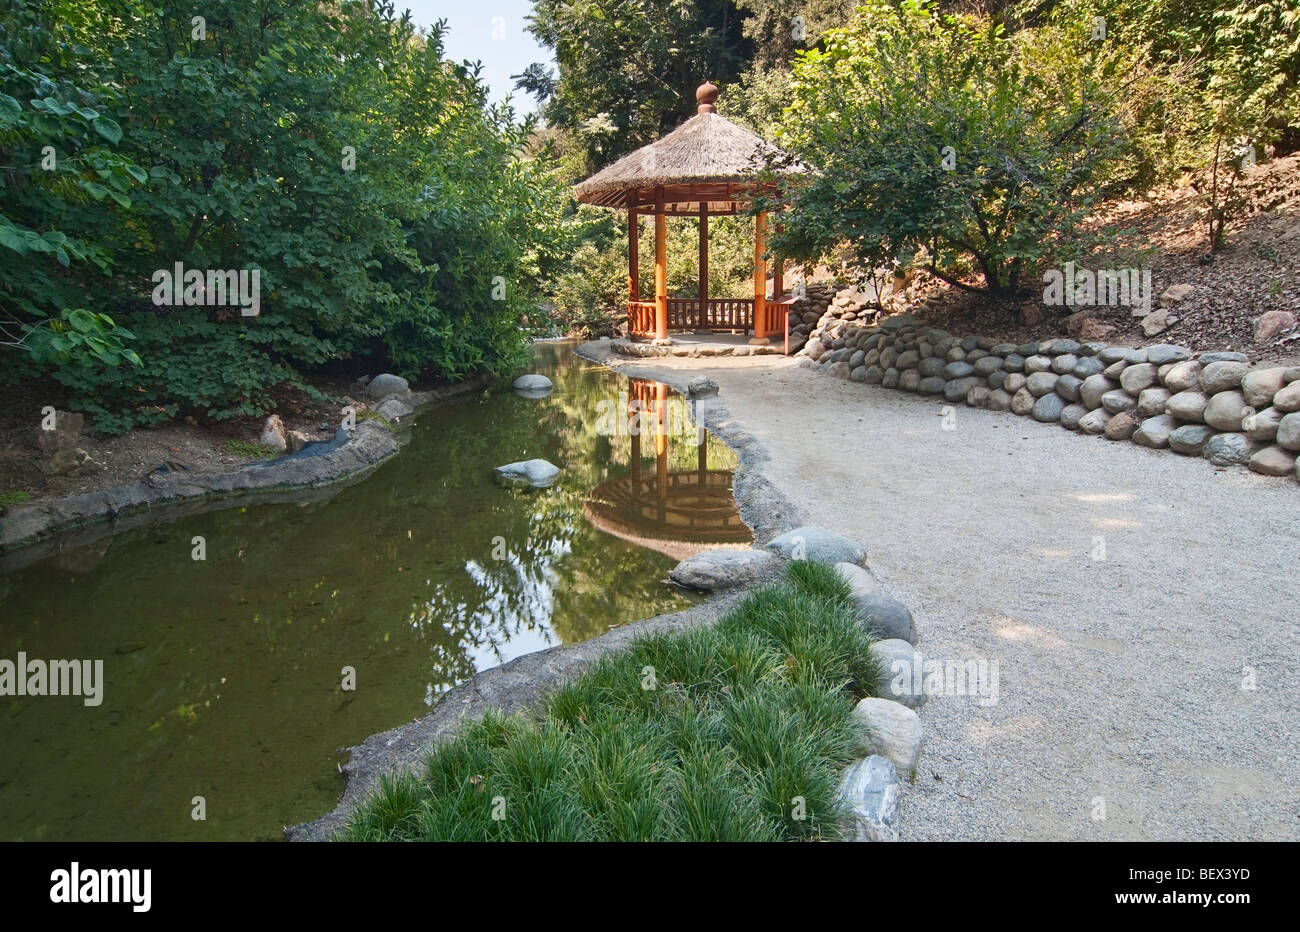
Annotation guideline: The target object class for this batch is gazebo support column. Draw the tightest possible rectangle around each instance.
[750,210,769,345]
[628,207,639,309]
[773,219,783,298]
[654,186,668,342]
[698,203,708,331]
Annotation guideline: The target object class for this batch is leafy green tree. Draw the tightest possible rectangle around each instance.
[732,0,858,68]
[2,0,571,431]
[770,0,1129,295]
[0,0,144,369]
[524,0,754,175]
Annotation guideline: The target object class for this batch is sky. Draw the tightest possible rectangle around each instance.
[397,1,555,114]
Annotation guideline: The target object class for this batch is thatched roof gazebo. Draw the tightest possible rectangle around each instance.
[575,82,806,349]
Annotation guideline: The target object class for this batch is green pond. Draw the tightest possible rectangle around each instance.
[0,341,746,840]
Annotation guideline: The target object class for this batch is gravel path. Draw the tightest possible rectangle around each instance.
[606,352,1300,841]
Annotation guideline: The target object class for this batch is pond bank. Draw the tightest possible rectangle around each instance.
[0,377,489,569]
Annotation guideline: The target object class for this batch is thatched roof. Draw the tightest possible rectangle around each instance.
[575,83,805,209]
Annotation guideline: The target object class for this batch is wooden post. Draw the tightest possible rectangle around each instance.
[628,207,639,304]
[698,202,708,331]
[772,219,783,299]
[654,186,667,342]
[655,382,668,501]
[773,216,785,352]
[630,387,642,481]
[751,210,768,343]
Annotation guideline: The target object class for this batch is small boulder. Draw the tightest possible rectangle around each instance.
[1031,393,1067,423]
[1203,390,1250,431]
[869,639,927,710]
[852,590,916,644]
[35,409,84,454]
[1101,390,1137,414]
[1011,387,1036,416]
[1248,445,1297,477]
[1272,380,1300,412]
[1059,403,1089,430]
[669,548,780,590]
[1078,409,1112,434]
[1055,374,1083,402]
[765,526,866,565]
[1079,374,1117,410]
[1203,433,1256,466]
[259,414,288,453]
[966,385,991,408]
[1159,284,1196,307]
[1136,387,1171,417]
[1253,310,1297,343]
[1161,360,1202,393]
[835,561,878,601]
[1140,309,1175,337]
[986,389,1013,412]
[1200,361,1249,395]
[1168,424,1217,456]
[1132,414,1177,449]
[1242,368,1289,408]
[1166,390,1209,422]
[837,756,901,843]
[1104,410,1140,440]
[851,698,924,777]
[1242,407,1284,442]
[1078,318,1118,341]
[1145,344,1192,365]
[1119,363,1158,394]
[494,458,561,488]
[1276,413,1300,451]
[1025,372,1059,397]
[513,374,554,397]
[1072,357,1105,379]
[364,373,411,400]
[286,429,313,454]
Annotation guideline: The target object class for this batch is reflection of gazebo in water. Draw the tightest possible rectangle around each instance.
[584,379,751,562]
[574,81,806,350]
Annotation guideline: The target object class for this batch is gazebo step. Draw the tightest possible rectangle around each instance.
[612,337,785,358]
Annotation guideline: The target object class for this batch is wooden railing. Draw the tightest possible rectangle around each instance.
[628,300,657,335]
[628,297,757,335]
[627,297,794,353]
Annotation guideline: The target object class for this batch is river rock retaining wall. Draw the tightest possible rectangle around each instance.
[797,315,1300,484]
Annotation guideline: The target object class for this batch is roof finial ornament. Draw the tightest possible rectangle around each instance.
[696,81,719,115]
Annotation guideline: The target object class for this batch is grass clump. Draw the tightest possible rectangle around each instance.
[339,560,883,842]
[221,439,279,461]
[0,490,31,507]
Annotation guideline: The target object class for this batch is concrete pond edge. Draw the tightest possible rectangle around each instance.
[0,376,490,571]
